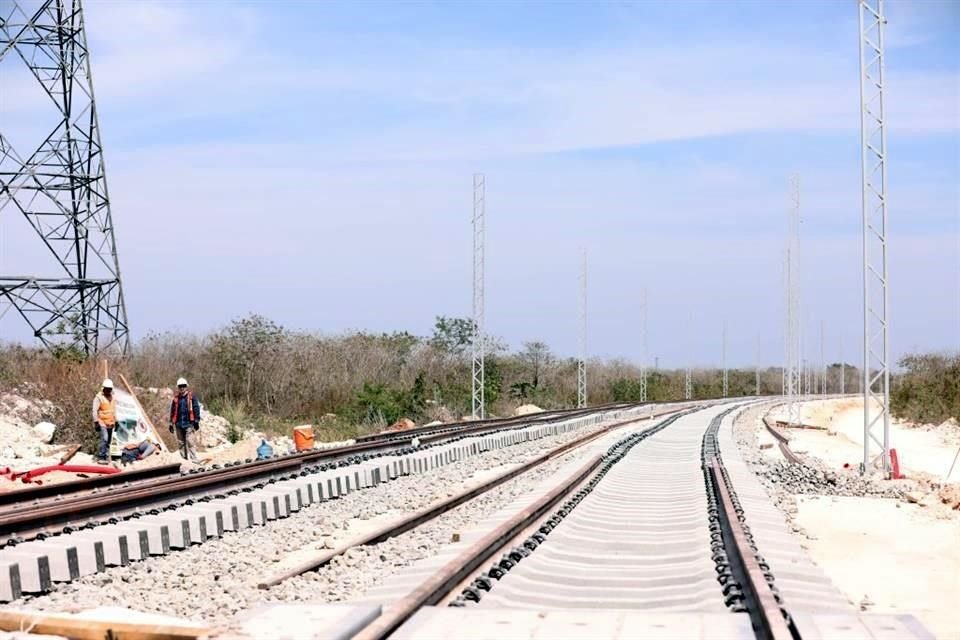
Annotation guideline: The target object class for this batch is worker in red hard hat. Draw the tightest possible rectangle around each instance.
[169,377,201,462]
[92,379,116,465]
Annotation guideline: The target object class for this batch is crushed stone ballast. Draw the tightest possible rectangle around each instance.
[0,404,659,603]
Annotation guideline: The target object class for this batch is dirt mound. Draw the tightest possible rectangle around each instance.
[383,418,416,433]
[513,404,543,417]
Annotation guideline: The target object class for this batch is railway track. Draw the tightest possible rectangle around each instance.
[0,401,644,514]
[334,402,932,640]
[0,402,682,603]
[0,401,660,542]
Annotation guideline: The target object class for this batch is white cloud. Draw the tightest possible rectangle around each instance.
[2,1,957,361]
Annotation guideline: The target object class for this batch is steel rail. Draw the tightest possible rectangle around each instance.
[761,417,802,464]
[348,409,699,639]
[709,459,794,640]
[351,402,632,443]
[0,462,182,507]
[350,455,603,640]
[0,402,635,517]
[0,402,683,540]
[257,408,683,589]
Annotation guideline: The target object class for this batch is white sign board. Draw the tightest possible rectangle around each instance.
[109,389,161,458]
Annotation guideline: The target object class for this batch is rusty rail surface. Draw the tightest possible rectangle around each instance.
[761,417,802,464]
[0,462,183,508]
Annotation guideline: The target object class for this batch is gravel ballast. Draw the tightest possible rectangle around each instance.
[12,419,624,624]
[732,403,911,530]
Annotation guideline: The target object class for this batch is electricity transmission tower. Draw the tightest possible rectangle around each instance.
[859,0,891,474]
[471,173,485,419]
[755,334,761,396]
[638,288,648,402]
[577,249,587,408]
[785,175,802,426]
[0,0,129,355]
[721,323,728,398]
[820,321,827,396]
[840,336,846,394]
[684,314,692,400]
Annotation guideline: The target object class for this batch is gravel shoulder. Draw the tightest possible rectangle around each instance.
[734,401,960,640]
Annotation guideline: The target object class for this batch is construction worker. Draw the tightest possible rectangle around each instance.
[169,377,201,462]
[92,379,116,465]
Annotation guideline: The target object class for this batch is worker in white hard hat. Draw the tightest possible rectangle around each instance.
[91,378,116,465]
[169,377,201,462]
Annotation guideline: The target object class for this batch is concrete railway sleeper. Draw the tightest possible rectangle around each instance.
[0,404,660,603]
[346,410,694,640]
[0,401,694,542]
[356,402,893,640]
[0,405,621,538]
[257,407,686,589]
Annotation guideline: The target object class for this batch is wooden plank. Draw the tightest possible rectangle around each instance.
[57,444,81,465]
[0,609,210,640]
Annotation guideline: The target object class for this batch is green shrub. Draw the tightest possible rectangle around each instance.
[892,352,960,424]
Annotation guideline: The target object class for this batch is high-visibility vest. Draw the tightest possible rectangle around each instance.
[171,391,195,425]
[96,393,116,427]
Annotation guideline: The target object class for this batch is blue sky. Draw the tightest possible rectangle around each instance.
[1,0,957,368]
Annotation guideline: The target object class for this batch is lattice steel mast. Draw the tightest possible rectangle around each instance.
[577,249,587,408]
[685,314,693,400]
[0,0,129,355]
[471,173,485,419]
[840,336,846,394]
[721,322,728,398]
[755,333,761,396]
[859,0,891,474]
[785,175,802,426]
[820,321,827,396]
[639,288,648,402]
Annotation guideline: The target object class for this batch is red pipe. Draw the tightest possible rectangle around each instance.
[15,464,120,482]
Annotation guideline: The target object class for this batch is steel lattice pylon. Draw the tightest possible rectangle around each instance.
[576,249,587,408]
[785,176,802,426]
[721,323,728,398]
[638,288,647,402]
[0,0,128,356]
[755,333,761,396]
[859,0,891,473]
[471,174,485,419]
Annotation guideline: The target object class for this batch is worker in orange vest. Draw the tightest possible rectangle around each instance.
[91,379,116,465]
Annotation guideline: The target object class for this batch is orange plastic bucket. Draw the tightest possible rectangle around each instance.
[293,426,315,451]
